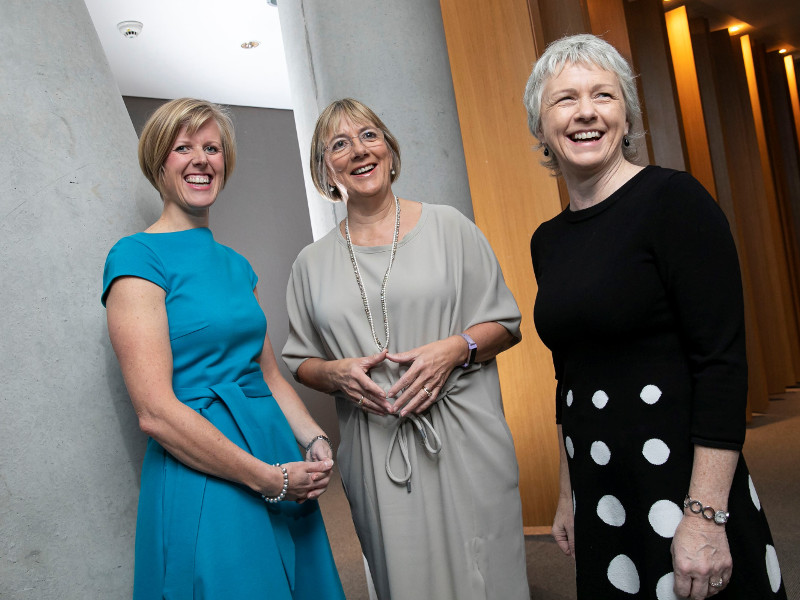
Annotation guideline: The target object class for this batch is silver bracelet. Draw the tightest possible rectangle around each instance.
[262,464,288,503]
[683,494,729,525]
[305,434,333,456]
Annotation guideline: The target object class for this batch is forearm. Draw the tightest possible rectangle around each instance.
[296,357,339,394]
[267,373,327,448]
[557,425,572,498]
[460,321,519,365]
[685,445,739,519]
[139,397,281,496]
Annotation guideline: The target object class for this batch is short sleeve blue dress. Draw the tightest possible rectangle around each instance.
[102,227,344,600]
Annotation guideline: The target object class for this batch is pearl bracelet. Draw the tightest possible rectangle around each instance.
[262,464,288,503]
[305,434,333,456]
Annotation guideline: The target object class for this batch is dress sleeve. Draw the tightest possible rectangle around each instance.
[101,236,168,306]
[531,227,563,423]
[282,253,328,379]
[654,172,747,450]
[453,209,522,339]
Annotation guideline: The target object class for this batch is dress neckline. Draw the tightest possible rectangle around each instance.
[564,165,654,223]
[141,226,212,236]
[336,202,428,253]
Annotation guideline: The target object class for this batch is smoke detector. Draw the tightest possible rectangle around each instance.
[118,21,143,39]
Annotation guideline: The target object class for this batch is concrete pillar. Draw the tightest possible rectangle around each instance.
[0,0,160,595]
[277,0,474,239]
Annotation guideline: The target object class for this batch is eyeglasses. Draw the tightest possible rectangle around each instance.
[325,128,384,158]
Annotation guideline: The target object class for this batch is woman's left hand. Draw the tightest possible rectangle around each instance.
[305,436,334,463]
[671,516,732,599]
[384,336,464,416]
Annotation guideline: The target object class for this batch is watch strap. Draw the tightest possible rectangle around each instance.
[460,333,477,368]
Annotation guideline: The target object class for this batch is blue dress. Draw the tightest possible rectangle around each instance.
[102,227,344,600]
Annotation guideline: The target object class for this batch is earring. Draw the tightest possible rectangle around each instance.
[391,168,396,176]
[623,136,630,147]
[543,147,550,157]
[329,186,335,193]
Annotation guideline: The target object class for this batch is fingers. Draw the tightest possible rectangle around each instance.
[394,383,442,416]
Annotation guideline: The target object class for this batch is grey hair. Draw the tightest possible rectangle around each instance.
[523,34,642,172]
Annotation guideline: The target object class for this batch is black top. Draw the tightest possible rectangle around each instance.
[531,165,747,450]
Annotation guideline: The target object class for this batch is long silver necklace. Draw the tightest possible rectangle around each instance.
[345,195,400,352]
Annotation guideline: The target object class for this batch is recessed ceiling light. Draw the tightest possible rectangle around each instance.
[118,21,143,39]
[241,41,260,49]
[729,25,743,34]
[778,48,788,54]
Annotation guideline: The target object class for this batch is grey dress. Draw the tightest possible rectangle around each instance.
[283,203,529,600]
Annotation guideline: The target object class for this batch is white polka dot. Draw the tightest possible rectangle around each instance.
[597,495,626,527]
[648,499,683,538]
[607,554,640,594]
[749,475,761,511]
[592,390,609,408]
[566,390,573,407]
[640,384,662,404]
[565,436,574,459]
[591,441,611,465]
[642,438,671,465]
[655,572,680,600]
[766,544,782,593]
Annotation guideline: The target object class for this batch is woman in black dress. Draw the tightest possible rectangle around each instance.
[525,34,786,599]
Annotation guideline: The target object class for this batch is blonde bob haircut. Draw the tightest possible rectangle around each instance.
[523,34,642,173]
[138,98,237,197]
[310,98,401,201]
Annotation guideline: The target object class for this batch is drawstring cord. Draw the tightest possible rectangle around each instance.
[385,413,442,492]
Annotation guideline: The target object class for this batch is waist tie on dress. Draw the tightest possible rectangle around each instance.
[385,411,443,492]
[163,371,296,597]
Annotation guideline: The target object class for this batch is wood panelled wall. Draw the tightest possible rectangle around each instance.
[439,0,563,529]
[440,0,800,527]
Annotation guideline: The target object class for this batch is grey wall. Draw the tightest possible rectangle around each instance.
[1,0,161,596]
[278,0,474,239]
[124,97,338,441]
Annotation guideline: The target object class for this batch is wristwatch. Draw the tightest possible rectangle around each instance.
[683,494,729,525]
[460,333,477,368]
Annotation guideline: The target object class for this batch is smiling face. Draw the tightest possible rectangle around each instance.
[324,116,393,202]
[539,62,629,179]
[160,119,225,215]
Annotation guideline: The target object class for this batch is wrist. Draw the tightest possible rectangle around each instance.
[262,464,289,503]
[459,332,477,368]
[683,493,729,525]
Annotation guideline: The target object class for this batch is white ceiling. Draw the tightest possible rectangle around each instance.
[85,0,798,112]
[83,0,292,109]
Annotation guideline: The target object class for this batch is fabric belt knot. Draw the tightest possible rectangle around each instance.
[163,371,296,597]
[385,412,443,492]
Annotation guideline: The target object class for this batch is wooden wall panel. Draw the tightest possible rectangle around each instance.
[741,36,800,380]
[689,19,768,415]
[664,6,717,199]
[623,0,686,171]
[440,0,563,528]
[788,57,800,158]
[705,30,796,392]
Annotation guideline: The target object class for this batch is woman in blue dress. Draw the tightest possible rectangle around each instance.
[102,98,344,599]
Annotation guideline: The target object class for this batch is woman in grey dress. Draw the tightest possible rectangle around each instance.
[282,98,529,600]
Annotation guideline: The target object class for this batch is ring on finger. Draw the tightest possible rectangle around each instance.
[358,395,364,407]
[422,386,432,398]
[709,578,724,588]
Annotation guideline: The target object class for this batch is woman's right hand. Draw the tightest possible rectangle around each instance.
[327,351,393,415]
[267,460,334,503]
[552,493,576,558]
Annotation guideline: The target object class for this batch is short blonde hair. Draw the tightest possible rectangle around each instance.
[138,98,236,196]
[310,98,401,201]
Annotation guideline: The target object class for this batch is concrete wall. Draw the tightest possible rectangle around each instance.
[0,0,159,596]
[278,0,474,239]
